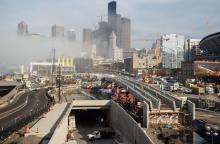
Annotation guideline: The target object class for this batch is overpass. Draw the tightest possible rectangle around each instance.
[72,100,110,109]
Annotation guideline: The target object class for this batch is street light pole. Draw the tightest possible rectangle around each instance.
[58,64,61,103]
[51,48,55,87]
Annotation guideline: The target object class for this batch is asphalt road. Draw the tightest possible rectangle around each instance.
[0,89,49,131]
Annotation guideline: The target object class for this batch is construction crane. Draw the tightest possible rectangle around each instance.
[204,16,214,34]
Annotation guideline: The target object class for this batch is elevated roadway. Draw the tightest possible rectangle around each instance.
[103,76,184,111]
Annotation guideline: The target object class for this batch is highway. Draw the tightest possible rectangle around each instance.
[0,89,49,137]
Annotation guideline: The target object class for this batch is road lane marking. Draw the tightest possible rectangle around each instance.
[0,95,29,120]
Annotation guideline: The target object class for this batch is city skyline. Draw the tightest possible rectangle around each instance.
[0,0,219,41]
[0,0,220,68]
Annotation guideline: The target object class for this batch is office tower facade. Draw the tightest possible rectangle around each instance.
[109,32,123,61]
[17,21,28,35]
[67,29,76,41]
[108,1,116,15]
[83,28,94,58]
[92,1,131,59]
[93,22,112,58]
[51,24,64,37]
[161,34,184,69]
[107,1,131,57]
[121,17,131,57]
[108,0,117,32]
[83,28,93,44]
[184,39,201,61]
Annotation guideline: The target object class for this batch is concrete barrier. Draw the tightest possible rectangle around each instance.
[187,100,195,120]
[110,100,154,144]
[48,103,72,144]
[149,85,183,108]
[144,85,177,110]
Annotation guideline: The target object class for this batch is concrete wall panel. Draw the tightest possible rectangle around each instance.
[110,100,153,144]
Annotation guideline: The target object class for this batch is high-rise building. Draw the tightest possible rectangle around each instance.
[121,17,131,57]
[108,1,116,15]
[109,32,123,61]
[67,29,76,41]
[83,28,94,58]
[107,1,131,58]
[93,22,112,58]
[161,34,184,69]
[92,1,131,59]
[51,24,64,37]
[83,28,93,44]
[108,1,117,33]
[184,39,201,61]
[17,21,28,35]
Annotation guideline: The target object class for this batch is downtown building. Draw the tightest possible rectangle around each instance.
[52,24,64,38]
[108,32,123,61]
[17,21,29,36]
[184,39,201,61]
[82,28,96,59]
[67,29,76,41]
[93,1,131,60]
[161,34,185,69]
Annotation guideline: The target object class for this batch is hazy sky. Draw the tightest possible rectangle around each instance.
[0,0,220,68]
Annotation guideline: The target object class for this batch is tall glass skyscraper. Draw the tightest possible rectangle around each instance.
[17,21,28,35]
[108,1,116,16]
[161,34,184,69]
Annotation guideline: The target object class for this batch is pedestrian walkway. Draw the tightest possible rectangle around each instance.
[26,103,68,138]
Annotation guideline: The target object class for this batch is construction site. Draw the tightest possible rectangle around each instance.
[78,74,198,144]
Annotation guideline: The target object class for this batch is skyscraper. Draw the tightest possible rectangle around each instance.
[109,32,123,61]
[92,1,131,59]
[17,21,28,35]
[121,17,131,58]
[93,22,112,58]
[83,28,94,58]
[83,28,93,44]
[107,1,131,58]
[184,39,201,61]
[108,1,116,16]
[51,24,64,37]
[67,29,76,41]
[161,34,184,69]
[108,1,117,34]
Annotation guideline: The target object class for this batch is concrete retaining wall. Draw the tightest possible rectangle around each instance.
[0,86,25,108]
[48,103,72,144]
[187,100,195,120]
[109,100,153,144]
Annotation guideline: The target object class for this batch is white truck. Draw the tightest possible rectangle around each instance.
[87,129,115,141]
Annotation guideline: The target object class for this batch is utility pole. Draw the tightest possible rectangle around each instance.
[51,48,55,87]
[58,64,61,103]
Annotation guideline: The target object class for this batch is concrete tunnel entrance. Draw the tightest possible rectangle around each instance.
[71,109,109,127]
